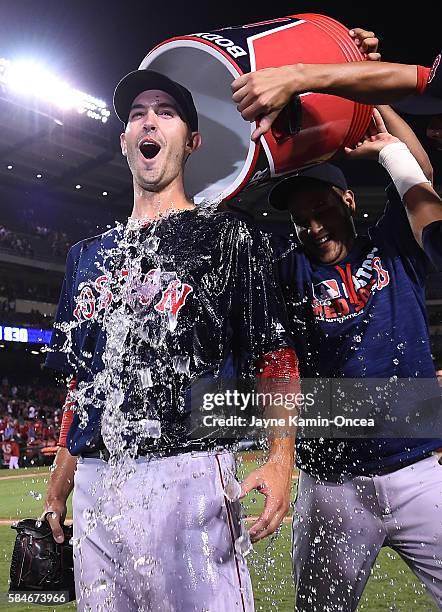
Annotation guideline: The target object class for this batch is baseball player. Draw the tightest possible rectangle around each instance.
[8,436,20,469]
[42,69,298,611]
[2,436,19,469]
[268,106,442,610]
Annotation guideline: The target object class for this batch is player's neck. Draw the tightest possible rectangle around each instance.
[131,177,195,221]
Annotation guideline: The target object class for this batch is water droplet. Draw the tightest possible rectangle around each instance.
[138,367,153,388]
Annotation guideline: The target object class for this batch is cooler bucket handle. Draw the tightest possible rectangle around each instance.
[271,95,302,143]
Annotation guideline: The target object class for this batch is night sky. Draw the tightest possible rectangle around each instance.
[0,1,438,104]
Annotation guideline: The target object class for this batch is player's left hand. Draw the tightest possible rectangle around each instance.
[344,108,400,160]
[232,26,380,143]
[232,65,297,142]
[240,460,292,542]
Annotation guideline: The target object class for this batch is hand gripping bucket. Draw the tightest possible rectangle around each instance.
[139,13,373,203]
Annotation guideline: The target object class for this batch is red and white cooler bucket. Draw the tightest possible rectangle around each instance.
[139,13,373,202]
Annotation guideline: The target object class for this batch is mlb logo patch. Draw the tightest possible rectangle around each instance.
[312,279,341,301]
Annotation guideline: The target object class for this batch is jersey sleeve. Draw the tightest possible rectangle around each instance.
[422,220,442,271]
[45,246,79,374]
[374,182,433,282]
[223,217,295,370]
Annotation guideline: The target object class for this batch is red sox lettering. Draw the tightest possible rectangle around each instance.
[73,268,193,327]
[312,247,390,321]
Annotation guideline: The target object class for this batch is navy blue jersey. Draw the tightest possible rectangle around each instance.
[46,209,290,456]
[276,184,442,477]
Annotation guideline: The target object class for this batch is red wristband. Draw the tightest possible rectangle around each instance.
[57,377,76,448]
[416,65,431,94]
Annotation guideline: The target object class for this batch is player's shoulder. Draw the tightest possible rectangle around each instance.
[66,226,122,262]
[201,207,269,243]
[177,206,262,247]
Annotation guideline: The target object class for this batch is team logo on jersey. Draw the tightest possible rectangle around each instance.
[73,269,193,329]
[311,247,390,322]
[312,279,341,301]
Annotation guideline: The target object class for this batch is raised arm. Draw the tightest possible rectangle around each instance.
[375,104,433,182]
[231,27,428,141]
[345,109,442,257]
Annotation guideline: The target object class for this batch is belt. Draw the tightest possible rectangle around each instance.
[367,451,432,477]
[80,441,231,462]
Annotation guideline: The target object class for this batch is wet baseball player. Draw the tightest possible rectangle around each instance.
[42,69,298,611]
[269,107,442,610]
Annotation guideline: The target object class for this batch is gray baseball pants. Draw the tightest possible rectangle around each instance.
[72,451,254,611]
[292,454,442,611]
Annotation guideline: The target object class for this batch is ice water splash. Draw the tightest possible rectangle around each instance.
[46,203,287,604]
[224,478,242,502]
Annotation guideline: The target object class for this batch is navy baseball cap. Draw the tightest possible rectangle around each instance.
[113,69,199,131]
[269,163,348,211]
[393,53,442,115]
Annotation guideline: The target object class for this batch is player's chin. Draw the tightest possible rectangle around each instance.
[306,241,340,264]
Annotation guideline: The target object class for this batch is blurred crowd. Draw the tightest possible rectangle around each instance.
[35,225,71,257]
[0,377,65,467]
[0,225,33,257]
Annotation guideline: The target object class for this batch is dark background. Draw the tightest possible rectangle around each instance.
[2,1,440,188]
[0,1,438,103]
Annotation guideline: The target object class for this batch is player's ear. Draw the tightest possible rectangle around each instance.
[120,132,127,157]
[342,189,356,216]
[186,132,202,155]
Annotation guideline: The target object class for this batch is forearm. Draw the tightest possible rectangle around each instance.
[292,62,418,104]
[377,105,433,181]
[256,347,298,468]
[403,183,442,249]
[267,434,295,471]
[46,447,77,503]
[378,142,442,248]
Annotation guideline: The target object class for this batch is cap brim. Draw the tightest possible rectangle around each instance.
[113,70,191,126]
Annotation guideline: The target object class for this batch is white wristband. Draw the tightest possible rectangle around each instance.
[378,141,430,200]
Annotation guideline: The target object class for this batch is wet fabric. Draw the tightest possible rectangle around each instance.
[292,454,442,611]
[45,208,290,456]
[73,451,253,612]
[275,184,442,477]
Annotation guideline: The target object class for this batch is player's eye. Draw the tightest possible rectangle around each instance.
[158,109,174,117]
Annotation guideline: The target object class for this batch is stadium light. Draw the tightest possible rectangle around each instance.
[0,57,111,124]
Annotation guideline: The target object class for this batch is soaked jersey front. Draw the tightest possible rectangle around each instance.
[46,209,290,456]
[276,185,442,477]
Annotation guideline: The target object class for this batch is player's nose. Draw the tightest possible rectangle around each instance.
[142,108,159,131]
[308,218,324,234]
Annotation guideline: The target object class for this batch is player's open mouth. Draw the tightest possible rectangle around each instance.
[313,234,332,247]
[139,140,161,160]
